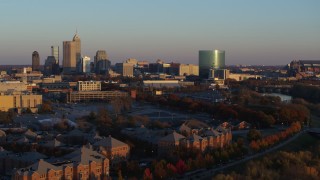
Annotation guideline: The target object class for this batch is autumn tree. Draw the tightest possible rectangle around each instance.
[143,168,153,180]
[175,159,188,175]
[247,129,262,141]
[39,100,53,113]
[96,108,112,127]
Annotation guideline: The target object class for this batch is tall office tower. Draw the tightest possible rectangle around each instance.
[32,51,40,71]
[63,41,76,73]
[94,50,110,74]
[73,33,81,72]
[44,56,57,76]
[115,63,134,77]
[82,56,91,73]
[199,50,225,78]
[51,46,59,64]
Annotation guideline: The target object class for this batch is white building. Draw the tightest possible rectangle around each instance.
[82,56,91,73]
[77,81,101,91]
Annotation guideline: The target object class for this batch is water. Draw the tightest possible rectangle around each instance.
[263,93,292,102]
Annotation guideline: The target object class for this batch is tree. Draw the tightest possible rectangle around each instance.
[154,160,167,179]
[118,170,123,180]
[87,111,96,122]
[25,108,32,114]
[249,141,260,152]
[0,111,13,124]
[175,159,188,175]
[247,129,262,141]
[39,100,53,113]
[97,108,112,127]
[143,168,153,180]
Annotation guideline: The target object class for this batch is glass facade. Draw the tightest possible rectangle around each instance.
[199,50,225,78]
[51,46,59,64]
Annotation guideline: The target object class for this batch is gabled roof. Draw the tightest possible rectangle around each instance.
[43,139,64,148]
[158,131,185,143]
[203,129,221,137]
[7,151,46,162]
[67,129,85,136]
[63,146,105,164]
[0,130,6,137]
[17,136,29,143]
[93,135,128,148]
[93,132,102,140]
[24,129,37,138]
[187,134,203,142]
[216,126,230,133]
[30,159,61,174]
[179,123,191,132]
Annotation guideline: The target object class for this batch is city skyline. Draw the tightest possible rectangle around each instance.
[0,0,319,65]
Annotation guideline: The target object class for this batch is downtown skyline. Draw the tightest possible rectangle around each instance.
[0,0,319,65]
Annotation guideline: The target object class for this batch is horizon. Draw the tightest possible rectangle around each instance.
[0,0,319,65]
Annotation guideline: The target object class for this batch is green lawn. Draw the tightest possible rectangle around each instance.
[310,115,320,128]
[278,133,319,152]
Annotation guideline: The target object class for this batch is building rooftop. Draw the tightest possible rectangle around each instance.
[93,135,128,148]
[158,131,185,143]
[63,146,106,164]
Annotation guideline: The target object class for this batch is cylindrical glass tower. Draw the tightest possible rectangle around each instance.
[199,50,225,78]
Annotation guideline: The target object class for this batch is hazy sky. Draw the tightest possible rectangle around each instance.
[0,0,319,65]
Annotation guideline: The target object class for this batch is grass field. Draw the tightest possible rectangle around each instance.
[311,115,320,128]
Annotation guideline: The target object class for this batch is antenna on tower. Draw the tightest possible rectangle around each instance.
[76,27,78,34]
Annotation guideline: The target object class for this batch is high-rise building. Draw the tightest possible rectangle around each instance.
[32,51,40,71]
[179,64,199,76]
[44,56,57,76]
[115,63,134,77]
[199,50,225,78]
[63,41,76,73]
[73,33,82,73]
[94,50,110,74]
[82,56,91,73]
[63,33,81,74]
[51,46,59,64]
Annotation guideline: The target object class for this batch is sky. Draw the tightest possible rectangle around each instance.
[0,0,319,65]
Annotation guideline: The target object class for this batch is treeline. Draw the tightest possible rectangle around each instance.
[117,140,248,179]
[0,110,15,124]
[137,93,309,128]
[291,84,320,103]
[214,148,320,180]
[249,122,301,152]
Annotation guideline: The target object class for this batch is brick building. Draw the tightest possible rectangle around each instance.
[13,146,109,180]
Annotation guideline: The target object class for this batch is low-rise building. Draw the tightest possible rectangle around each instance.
[77,81,101,91]
[0,91,42,113]
[93,135,130,162]
[13,146,109,180]
[67,90,128,103]
[0,150,47,176]
[158,126,232,153]
[0,81,28,92]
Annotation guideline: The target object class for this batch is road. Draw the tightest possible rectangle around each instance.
[184,129,308,180]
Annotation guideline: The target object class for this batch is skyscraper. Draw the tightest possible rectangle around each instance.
[44,56,57,76]
[82,56,91,73]
[73,33,81,73]
[32,51,40,71]
[63,32,81,73]
[51,46,59,64]
[199,50,225,78]
[94,50,110,74]
[63,41,76,73]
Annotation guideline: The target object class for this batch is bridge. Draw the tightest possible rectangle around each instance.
[254,85,293,93]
